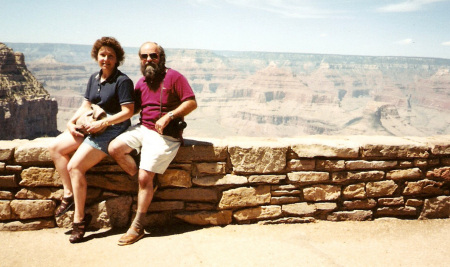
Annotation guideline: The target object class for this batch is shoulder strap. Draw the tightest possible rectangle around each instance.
[159,68,169,119]
[159,79,165,119]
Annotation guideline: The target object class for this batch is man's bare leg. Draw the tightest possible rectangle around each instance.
[118,169,156,245]
[108,139,138,177]
[136,169,156,213]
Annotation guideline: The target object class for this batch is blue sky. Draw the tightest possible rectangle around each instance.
[1,0,450,59]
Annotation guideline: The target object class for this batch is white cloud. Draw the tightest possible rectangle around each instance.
[187,0,220,7]
[395,38,413,45]
[442,41,450,46]
[321,33,327,37]
[377,0,448,13]
[223,0,344,19]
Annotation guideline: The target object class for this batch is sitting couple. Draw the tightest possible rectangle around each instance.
[48,37,197,245]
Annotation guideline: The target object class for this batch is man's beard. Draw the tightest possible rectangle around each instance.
[141,62,165,89]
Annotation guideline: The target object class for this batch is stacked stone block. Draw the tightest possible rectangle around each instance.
[1,135,450,231]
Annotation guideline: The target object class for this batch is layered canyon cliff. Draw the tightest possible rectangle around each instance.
[6,43,450,138]
[0,43,58,140]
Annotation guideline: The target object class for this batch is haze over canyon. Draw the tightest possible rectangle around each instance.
[4,42,450,139]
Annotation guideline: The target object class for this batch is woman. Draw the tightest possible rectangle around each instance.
[48,37,135,243]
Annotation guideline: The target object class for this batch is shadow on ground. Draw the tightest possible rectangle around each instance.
[63,223,207,243]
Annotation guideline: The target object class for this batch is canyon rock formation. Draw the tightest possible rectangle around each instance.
[0,43,58,140]
[6,43,450,138]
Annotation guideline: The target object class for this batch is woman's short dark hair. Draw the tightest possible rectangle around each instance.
[91,37,125,67]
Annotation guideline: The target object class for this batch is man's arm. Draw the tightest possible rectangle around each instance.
[170,99,197,118]
[155,99,197,135]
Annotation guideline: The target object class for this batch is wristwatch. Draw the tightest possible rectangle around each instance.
[168,111,174,120]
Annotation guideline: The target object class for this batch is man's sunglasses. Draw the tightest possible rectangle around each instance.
[140,53,158,60]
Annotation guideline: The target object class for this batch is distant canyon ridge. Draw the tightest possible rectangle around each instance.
[0,43,58,140]
[5,42,450,139]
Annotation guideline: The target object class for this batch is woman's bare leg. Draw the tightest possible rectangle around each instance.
[48,131,84,198]
[68,143,107,223]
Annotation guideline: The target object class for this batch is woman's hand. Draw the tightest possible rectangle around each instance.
[67,100,92,137]
[85,120,107,134]
[67,122,85,137]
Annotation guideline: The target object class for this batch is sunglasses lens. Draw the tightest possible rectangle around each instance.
[140,53,158,60]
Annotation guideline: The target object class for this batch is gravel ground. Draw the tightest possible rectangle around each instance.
[1,219,450,267]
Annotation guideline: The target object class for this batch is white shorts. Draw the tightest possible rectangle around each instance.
[116,124,181,174]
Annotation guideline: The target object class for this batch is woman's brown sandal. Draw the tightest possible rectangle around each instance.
[69,213,92,244]
[55,196,74,217]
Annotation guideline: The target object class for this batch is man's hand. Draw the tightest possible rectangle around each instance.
[155,115,171,135]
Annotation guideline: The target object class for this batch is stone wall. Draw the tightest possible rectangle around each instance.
[1,135,450,231]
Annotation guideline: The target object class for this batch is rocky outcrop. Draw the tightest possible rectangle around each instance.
[0,43,58,140]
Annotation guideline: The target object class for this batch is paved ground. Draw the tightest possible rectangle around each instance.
[1,219,450,267]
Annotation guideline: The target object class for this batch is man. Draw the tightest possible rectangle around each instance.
[108,42,197,246]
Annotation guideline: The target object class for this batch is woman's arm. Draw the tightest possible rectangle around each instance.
[85,103,135,134]
[67,100,92,137]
